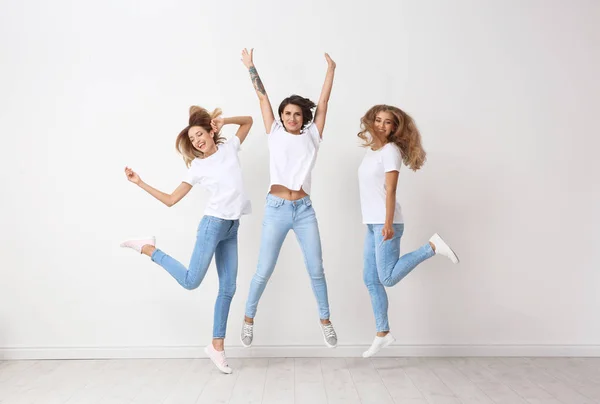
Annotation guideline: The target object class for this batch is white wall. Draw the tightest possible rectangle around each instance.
[1,0,599,359]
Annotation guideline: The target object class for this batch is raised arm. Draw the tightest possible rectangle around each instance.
[124,167,192,207]
[211,116,253,145]
[241,48,275,133]
[313,53,336,138]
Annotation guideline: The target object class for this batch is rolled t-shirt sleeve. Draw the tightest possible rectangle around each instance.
[382,144,402,173]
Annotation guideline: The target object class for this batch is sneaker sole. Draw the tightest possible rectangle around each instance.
[447,246,460,264]
[204,346,233,374]
[435,233,460,264]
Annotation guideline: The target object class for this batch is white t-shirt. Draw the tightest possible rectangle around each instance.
[358,142,404,224]
[183,136,251,220]
[267,120,321,194]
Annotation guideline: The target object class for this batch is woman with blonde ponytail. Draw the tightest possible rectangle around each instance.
[120,106,253,374]
[357,105,459,358]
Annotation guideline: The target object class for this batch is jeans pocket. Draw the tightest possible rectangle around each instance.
[265,197,284,208]
[227,219,239,233]
[208,216,227,224]
[198,216,210,232]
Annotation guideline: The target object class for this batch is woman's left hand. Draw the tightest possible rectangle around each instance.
[211,117,224,133]
[325,53,336,69]
[382,224,394,241]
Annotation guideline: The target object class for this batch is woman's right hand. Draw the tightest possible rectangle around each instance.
[241,48,254,68]
[382,224,395,241]
[124,166,141,185]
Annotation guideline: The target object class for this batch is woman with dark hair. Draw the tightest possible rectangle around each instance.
[120,106,253,373]
[239,48,338,348]
[357,104,459,358]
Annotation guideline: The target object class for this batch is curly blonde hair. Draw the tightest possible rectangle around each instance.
[358,105,426,171]
[175,106,225,167]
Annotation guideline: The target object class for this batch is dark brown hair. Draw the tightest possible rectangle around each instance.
[277,95,316,131]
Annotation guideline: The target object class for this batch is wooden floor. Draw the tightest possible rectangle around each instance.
[1,357,600,404]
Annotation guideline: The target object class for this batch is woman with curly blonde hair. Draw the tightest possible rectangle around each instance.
[120,106,253,374]
[357,104,459,358]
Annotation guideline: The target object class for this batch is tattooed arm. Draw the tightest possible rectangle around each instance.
[241,48,275,133]
[313,53,336,138]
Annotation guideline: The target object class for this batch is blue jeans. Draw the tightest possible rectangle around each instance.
[245,194,330,320]
[363,223,435,332]
[151,216,239,339]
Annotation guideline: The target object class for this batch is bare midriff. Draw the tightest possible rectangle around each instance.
[269,184,308,200]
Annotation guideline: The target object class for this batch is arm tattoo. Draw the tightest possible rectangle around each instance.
[249,67,266,96]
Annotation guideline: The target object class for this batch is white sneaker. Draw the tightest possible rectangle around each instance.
[204,344,233,374]
[429,233,459,264]
[362,333,396,358]
[240,321,254,348]
[120,237,156,254]
[320,322,338,348]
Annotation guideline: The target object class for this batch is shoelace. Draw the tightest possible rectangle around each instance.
[242,323,253,338]
[322,323,336,338]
